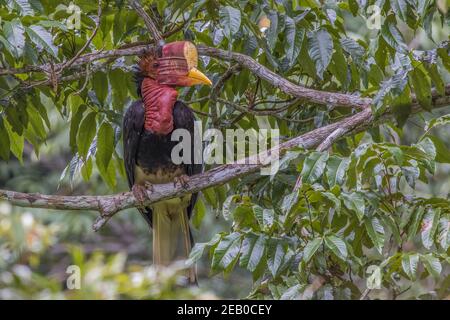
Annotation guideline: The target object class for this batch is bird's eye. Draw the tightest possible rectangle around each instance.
[153,62,159,68]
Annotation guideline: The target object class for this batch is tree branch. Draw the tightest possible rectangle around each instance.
[60,0,103,72]
[128,0,163,43]
[2,39,447,113]
[1,85,449,231]
[1,43,371,109]
[209,64,241,125]
[197,45,372,109]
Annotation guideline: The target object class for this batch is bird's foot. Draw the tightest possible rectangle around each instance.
[144,181,154,192]
[173,175,190,188]
[132,183,153,207]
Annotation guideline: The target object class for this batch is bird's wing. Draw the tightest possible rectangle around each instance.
[123,101,153,227]
[123,101,145,188]
[173,100,203,218]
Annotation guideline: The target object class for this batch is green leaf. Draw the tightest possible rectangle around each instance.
[187,242,207,266]
[37,20,68,31]
[266,10,280,50]
[284,16,304,66]
[240,233,266,272]
[95,122,114,172]
[373,70,409,108]
[382,215,402,244]
[81,157,93,182]
[92,72,108,105]
[326,156,350,187]
[307,29,334,79]
[324,235,347,260]
[381,15,407,53]
[281,191,299,214]
[424,114,450,132]
[192,198,206,229]
[421,208,440,249]
[401,166,420,188]
[70,105,87,154]
[25,25,58,57]
[267,242,292,277]
[26,105,47,140]
[222,195,237,220]
[329,45,348,87]
[280,284,302,300]
[407,206,425,241]
[322,191,341,212]
[402,253,419,280]
[417,137,436,160]
[301,151,329,184]
[420,254,442,279]
[187,234,221,266]
[204,187,218,209]
[77,112,97,160]
[409,66,432,111]
[253,205,274,230]
[33,93,51,129]
[437,47,450,73]
[8,0,34,16]
[183,0,207,31]
[212,232,242,272]
[391,0,408,22]
[4,119,24,163]
[0,117,11,161]
[364,217,385,254]
[97,160,116,189]
[3,19,25,58]
[303,238,323,263]
[109,68,129,107]
[428,64,445,96]
[426,136,450,164]
[233,204,258,229]
[437,216,449,250]
[348,0,359,15]
[219,6,241,39]
[340,37,365,64]
[342,192,365,221]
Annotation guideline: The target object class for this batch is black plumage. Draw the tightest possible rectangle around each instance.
[123,100,202,227]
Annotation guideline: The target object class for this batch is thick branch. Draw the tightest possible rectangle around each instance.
[0,110,366,230]
[197,45,372,109]
[1,43,370,109]
[1,85,449,231]
[3,39,447,114]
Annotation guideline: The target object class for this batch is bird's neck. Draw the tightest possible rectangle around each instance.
[141,77,178,135]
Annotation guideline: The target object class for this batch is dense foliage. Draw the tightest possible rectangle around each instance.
[0,0,449,299]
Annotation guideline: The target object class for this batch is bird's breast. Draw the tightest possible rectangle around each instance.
[134,165,185,185]
[134,165,191,212]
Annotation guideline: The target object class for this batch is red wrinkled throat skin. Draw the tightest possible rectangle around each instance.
[141,77,178,135]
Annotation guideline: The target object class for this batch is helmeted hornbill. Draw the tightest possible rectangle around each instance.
[123,41,211,284]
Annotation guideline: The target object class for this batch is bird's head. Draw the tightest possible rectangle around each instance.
[139,41,212,87]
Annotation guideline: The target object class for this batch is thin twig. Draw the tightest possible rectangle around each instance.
[129,0,163,43]
[209,64,241,125]
[61,0,103,72]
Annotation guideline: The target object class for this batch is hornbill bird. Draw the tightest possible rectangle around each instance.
[123,41,211,284]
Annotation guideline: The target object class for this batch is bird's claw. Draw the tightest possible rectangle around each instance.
[144,181,154,192]
[174,175,190,189]
[132,183,153,207]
